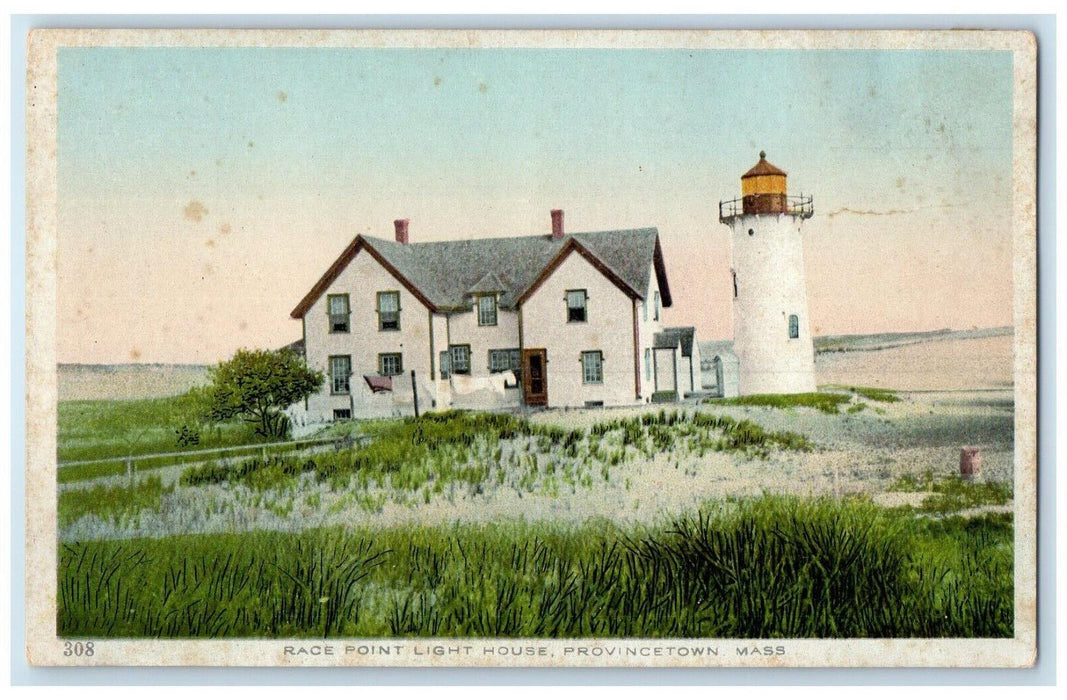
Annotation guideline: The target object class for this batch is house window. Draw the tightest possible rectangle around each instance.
[581,350,603,384]
[329,355,351,394]
[642,299,648,322]
[333,409,351,421]
[449,344,471,375]
[789,314,800,339]
[644,348,651,381]
[489,348,522,382]
[566,290,587,323]
[377,291,400,331]
[327,294,350,333]
[477,295,498,326]
[731,270,738,299]
[653,291,661,321]
[378,353,403,376]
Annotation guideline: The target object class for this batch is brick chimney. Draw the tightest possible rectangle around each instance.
[551,209,564,240]
[394,218,409,245]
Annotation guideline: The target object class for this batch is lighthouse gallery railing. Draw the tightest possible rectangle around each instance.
[718,194,814,223]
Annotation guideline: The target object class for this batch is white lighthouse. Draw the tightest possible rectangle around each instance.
[720,151,816,395]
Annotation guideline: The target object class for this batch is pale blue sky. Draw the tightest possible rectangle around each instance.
[57,47,1015,363]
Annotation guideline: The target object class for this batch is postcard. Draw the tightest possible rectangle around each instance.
[24,28,1037,668]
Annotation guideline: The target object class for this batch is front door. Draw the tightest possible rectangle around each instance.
[522,349,548,406]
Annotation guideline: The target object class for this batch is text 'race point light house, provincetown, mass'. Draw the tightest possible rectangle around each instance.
[719,151,816,395]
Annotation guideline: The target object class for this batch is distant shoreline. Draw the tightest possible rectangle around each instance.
[58,362,213,371]
[63,326,1014,370]
[812,326,1013,354]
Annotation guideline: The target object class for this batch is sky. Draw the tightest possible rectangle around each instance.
[56,46,1015,364]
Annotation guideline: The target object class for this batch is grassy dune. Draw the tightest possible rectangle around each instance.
[59,409,813,534]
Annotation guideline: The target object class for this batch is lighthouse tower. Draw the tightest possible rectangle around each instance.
[720,151,816,395]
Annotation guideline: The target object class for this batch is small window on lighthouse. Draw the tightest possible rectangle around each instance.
[788,314,800,339]
[731,270,738,299]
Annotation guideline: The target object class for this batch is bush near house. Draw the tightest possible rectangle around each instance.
[206,348,325,440]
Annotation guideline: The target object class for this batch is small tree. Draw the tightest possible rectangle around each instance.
[206,348,324,439]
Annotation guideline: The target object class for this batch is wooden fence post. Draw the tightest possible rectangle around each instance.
[411,369,420,418]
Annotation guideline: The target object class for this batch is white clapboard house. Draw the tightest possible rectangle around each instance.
[287,210,698,422]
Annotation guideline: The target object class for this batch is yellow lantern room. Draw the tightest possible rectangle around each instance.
[741,150,789,215]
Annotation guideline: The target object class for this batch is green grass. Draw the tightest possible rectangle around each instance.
[56,388,290,483]
[847,386,900,403]
[59,476,175,529]
[889,472,1013,514]
[705,392,854,414]
[705,387,900,414]
[58,388,259,463]
[58,496,1013,639]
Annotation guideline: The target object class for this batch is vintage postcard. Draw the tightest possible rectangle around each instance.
[24,28,1037,668]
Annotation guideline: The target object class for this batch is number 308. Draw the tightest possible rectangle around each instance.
[63,641,94,657]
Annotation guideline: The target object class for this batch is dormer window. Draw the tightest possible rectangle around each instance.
[566,290,587,323]
[377,291,400,331]
[477,294,498,326]
[653,291,661,321]
[327,294,350,333]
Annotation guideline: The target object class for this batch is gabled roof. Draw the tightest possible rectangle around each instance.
[466,271,509,296]
[291,227,672,318]
[657,326,696,357]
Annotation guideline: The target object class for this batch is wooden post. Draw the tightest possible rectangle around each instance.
[672,350,679,398]
[411,369,420,418]
[960,447,981,480]
[126,458,134,486]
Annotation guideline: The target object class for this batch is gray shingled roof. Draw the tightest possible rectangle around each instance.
[655,327,696,357]
[279,338,305,356]
[359,228,664,310]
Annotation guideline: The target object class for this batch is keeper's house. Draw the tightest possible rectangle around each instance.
[288,210,694,423]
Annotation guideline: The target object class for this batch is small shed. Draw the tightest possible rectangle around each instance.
[659,327,702,396]
[699,340,740,398]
